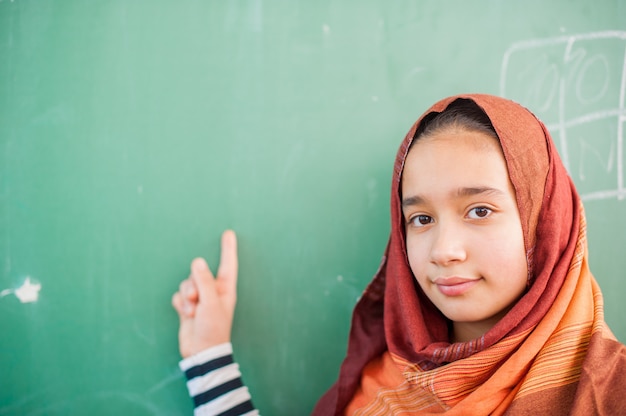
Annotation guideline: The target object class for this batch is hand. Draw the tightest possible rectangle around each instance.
[172,230,238,358]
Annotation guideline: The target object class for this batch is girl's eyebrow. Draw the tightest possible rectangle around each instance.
[402,194,425,208]
[402,187,506,209]
[456,186,506,198]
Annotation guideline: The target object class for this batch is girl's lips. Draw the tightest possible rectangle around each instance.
[433,277,480,296]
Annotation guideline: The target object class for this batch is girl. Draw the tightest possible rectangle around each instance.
[172,94,626,415]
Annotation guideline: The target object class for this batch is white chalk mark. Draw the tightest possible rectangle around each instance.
[576,54,610,104]
[500,31,626,201]
[322,24,331,35]
[133,321,156,346]
[1,277,41,303]
[558,78,570,172]
[578,136,615,180]
[582,189,626,201]
[500,31,626,98]
[145,371,183,395]
[14,277,41,303]
[618,47,626,193]
[404,66,424,83]
[544,109,623,131]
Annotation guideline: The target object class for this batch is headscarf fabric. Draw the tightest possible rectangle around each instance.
[312,94,626,415]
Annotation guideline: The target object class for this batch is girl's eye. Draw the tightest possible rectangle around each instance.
[468,207,492,219]
[410,215,434,227]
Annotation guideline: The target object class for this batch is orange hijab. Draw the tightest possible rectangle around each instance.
[312,94,626,415]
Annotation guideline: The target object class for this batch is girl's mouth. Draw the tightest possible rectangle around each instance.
[433,277,480,296]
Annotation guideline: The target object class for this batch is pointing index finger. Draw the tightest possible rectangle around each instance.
[217,230,238,284]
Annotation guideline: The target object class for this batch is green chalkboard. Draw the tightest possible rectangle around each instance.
[1,1,625,415]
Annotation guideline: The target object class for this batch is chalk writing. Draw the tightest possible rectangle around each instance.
[500,31,626,200]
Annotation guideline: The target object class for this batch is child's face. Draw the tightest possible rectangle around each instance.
[401,128,528,338]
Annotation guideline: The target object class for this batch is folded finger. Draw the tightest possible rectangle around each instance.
[179,278,199,302]
[190,257,216,300]
[172,292,187,317]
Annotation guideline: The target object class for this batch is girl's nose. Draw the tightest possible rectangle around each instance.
[429,223,467,266]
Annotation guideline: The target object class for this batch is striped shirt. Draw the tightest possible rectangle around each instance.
[180,343,258,416]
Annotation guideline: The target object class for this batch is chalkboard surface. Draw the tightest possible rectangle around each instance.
[1,1,625,415]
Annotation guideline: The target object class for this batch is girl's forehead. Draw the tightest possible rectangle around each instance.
[402,129,513,193]
[406,128,505,161]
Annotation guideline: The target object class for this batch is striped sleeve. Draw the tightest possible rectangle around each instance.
[179,343,259,416]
